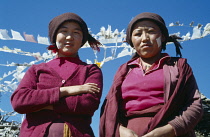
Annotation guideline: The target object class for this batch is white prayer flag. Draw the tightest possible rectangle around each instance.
[0,29,12,40]
[37,35,50,45]
[11,29,25,41]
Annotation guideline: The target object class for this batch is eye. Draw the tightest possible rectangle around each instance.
[74,30,82,35]
[58,28,67,33]
[148,29,156,34]
[74,31,79,34]
[133,31,142,36]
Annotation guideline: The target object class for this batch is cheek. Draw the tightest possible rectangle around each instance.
[131,36,140,45]
[56,33,65,41]
[75,35,83,43]
[56,42,62,49]
[150,35,161,47]
[156,36,162,47]
[56,34,65,49]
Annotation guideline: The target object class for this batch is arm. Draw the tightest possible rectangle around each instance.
[168,74,203,136]
[36,83,100,111]
[11,65,60,114]
[53,65,103,115]
[167,61,203,136]
[142,124,175,137]
[59,83,100,97]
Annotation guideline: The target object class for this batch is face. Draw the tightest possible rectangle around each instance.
[131,20,165,59]
[56,21,83,57]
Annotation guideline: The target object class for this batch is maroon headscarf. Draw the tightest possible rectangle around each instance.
[47,12,101,53]
[126,12,182,57]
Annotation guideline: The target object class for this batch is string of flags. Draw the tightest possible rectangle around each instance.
[0,29,50,45]
[0,22,210,93]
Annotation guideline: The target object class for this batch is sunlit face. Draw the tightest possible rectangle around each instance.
[131,20,165,59]
[56,21,83,57]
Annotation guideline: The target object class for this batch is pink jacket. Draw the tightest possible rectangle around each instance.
[11,62,103,137]
[100,57,203,137]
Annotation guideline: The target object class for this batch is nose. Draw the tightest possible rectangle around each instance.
[66,33,73,40]
[141,31,149,42]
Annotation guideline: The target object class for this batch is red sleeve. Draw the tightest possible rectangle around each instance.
[11,65,60,114]
[168,61,203,136]
[53,64,103,116]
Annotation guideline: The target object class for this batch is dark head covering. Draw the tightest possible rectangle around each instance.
[47,12,101,52]
[126,12,182,57]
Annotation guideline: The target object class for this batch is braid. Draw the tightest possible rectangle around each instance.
[167,35,183,57]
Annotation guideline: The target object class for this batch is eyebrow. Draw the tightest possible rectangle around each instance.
[59,26,82,31]
[134,26,156,30]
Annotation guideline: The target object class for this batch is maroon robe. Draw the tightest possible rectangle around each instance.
[11,59,103,137]
[100,57,203,137]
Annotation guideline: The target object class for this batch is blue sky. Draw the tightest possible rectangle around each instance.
[0,0,210,136]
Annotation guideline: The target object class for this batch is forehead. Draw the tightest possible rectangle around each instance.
[132,20,160,30]
[59,21,82,30]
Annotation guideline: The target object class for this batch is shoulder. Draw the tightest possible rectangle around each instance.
[30,62,47,69]
[118,57,137,70]
[80,63,102,76]
[113,58,135,80]
[82,62,101,70]
[165,57,189,68]
[166,57,193,75]
[26,63,48,73]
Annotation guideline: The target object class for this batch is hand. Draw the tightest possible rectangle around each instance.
[142,124,175,137]
[119,125,138,137]
[60,83,100,97]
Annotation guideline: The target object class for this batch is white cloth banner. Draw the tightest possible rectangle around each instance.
[191,26,202,40]
[0,29,12,40]
[202,23,210,37]
[11,29,25,41]
[37,35,50,45]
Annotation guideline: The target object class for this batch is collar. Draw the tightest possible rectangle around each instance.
[55,56,82,64]
[128,53,170,72]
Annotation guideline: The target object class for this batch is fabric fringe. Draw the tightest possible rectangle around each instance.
[63,123,72,137]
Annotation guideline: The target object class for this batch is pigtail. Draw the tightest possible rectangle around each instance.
[168,35,183,58]
[87,33,102,52]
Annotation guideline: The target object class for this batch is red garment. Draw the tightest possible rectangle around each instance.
[47,57,82,80]
[122,57,165,112]
[45,57,82,136]
[100,56,203,137]
[11,58,103,137]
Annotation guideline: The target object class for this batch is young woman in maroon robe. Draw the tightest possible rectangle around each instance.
[11,12,103,137]
[100,12,203,137]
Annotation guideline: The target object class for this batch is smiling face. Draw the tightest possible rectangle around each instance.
[56,21,83,57]
[131,20,165,60]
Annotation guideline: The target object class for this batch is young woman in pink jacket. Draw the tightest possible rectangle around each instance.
[11,12,103,137]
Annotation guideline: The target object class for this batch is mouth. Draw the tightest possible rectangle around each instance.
[65,43,73,47]
[141,44,151,48]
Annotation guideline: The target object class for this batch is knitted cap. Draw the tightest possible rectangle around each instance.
[126,12,169,48]
[47,12,101,52]
[126,12,183,57]
[49,12,88,45]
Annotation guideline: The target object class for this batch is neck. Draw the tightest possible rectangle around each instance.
[140,53,162,65]
[57,53,78,58]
